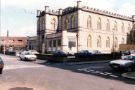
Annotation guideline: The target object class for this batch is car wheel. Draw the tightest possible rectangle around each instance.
[127,67,132,72]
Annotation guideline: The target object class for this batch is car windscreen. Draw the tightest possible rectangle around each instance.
[124,56,135,60]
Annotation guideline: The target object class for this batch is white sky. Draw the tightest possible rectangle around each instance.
[1,0,135,37]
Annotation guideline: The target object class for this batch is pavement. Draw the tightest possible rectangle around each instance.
[122,72,135,80]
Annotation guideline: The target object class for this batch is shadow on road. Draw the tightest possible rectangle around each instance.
[36,60,135,85]
[8,87,33,90]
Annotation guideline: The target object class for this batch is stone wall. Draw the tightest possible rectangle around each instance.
[119,44,135,51]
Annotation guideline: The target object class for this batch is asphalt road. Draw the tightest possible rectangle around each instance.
[0,54,135,90]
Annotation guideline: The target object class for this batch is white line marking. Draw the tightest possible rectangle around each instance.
[109,74,118,78]
[4,65,44,70]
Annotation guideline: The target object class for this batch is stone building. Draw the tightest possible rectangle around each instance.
[37,1,134,54]
[0,36,27,52]
[27,36,37,50]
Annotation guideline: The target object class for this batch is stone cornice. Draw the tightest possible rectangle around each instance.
[81,6,133,21]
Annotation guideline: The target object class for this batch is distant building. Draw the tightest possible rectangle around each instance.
[37,1,134,54]
[27,36,37,50]
[0,36,27,52]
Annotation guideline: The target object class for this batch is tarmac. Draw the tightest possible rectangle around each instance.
[122,72,135,80]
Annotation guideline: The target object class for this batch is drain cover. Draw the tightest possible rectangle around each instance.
[9,87,33,90]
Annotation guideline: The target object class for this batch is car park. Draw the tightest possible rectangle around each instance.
[109,55,135,71]
[19,51,37,61]
[0,57,4,74]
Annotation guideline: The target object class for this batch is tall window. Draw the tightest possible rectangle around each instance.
[97,17,102,29]
[65,17,69,30]
[71,15,75,28]
[128,24,131,32]
[87,16,92,29]
[87,35,92,48]
[57,39,61,47]
[97,36,101,48]
[106,19,110,31]
[106,37,110,48]
[121,38,125,44]
[114,21,117,31]
[51,18,56,30]
[42,19,45,30]
[121,22,125,33]
[114,37,118,48]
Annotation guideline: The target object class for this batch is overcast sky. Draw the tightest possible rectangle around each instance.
[1,0,135,37]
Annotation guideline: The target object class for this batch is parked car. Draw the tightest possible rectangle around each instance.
[53,50,68,56]
[93,50,102,54]
[0,57,4,74]
[28,50,39,55]
[109,55,135,71]
[19,51,37,61]
[74,50,93,56]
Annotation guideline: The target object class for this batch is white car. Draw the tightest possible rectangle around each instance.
[28,50,39,55]
[19,51,37,61]
[109,55,135,71]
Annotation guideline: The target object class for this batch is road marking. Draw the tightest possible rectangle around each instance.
[4,65,44,70]
[109,74,119,78]
[77,67,119,78]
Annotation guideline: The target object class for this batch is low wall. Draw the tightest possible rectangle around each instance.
[119,44,135,51]
[36,52,121,62]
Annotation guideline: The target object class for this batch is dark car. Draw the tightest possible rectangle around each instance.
[0,57,4,74]
[53,50,68,56]
[109,54,135,71]
[74,50,93,56]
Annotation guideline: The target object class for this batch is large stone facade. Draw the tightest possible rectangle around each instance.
[37,1,134,54]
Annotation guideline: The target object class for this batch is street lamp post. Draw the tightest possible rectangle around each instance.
[76,33,79,53]
[112,28,115,52]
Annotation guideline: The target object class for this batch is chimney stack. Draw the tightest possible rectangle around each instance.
[59,9,63,15]
[45,6,49,13]
[77,1,82,8]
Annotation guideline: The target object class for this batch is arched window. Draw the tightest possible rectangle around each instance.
[97,36,101,48]
[42,19,45,30]
[106,37,110,48]
[121,38,125,44]
[121,22,125,33]
[128,24,131,32]
[114,21,117,31]
[106,19,110,31]
[71,15,76,28]
[65,17,69,30]
[114,37,118,48]
[87,16,92,29]
[51,18,56,30]
[87,35,92,48]
[97,17,102,29]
